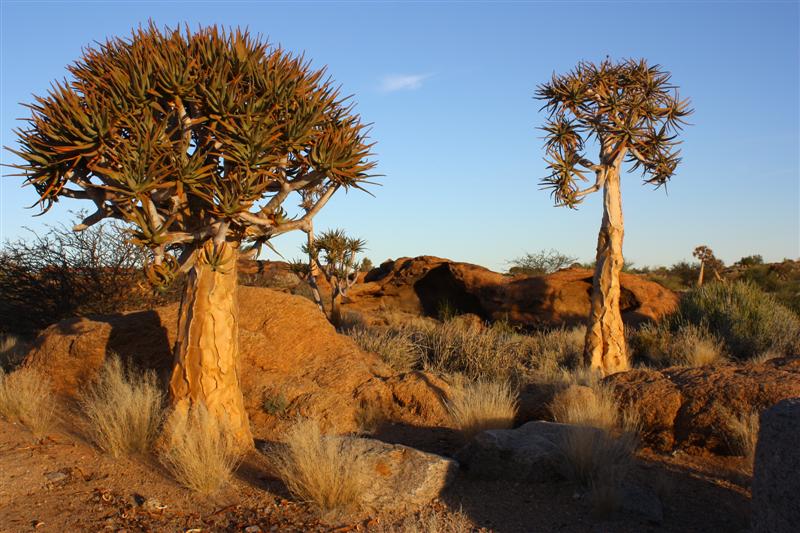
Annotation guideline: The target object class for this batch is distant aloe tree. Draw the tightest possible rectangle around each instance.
[8,24,376,447]
[297,229,365,324]
[536,58,692,375]
[693,245,724,286]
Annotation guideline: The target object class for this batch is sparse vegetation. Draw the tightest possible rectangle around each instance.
[272,418,367,516]
[724,408,760,466]
[550,383,619,432]
[0,366,56,436]
[160,405,242,495]
[261,391,289,417]
[446,377,518,440]
[370,506,473,533]
[80,356,164,457]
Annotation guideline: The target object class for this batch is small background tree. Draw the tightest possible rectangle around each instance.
[693,245,724,287]
[507,249,578,276]
[8,24,375,447]
[303,229,366,324]
[536,58,692,375]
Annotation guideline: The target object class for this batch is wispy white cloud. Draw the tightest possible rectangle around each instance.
[380,73,433,92]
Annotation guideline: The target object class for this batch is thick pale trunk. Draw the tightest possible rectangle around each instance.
[585,168,629,376]
[169,243,253,449]
[697,262,705,287]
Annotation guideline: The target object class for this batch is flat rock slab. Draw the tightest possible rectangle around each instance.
[345,438,458,515]
[454,421,603,482]
[752,397,800,533]
[262,436,457,516]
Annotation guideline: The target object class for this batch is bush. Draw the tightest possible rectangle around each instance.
[674,281,800,360]
[0,366,56,436]
[160,404,242,494]
[80,356,163,457]
[630,322,727,367]
[507,249,578,276]
[272,418,366,517]
[446,377,518,440]
[0,216,179,337]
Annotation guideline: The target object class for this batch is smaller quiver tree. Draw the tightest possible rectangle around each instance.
[536,58,692,375]
[693,245,723,286]
[304,229,365,324]
[8,25,376,448]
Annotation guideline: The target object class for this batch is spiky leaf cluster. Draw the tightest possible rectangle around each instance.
[536,58,692,207]
[8,23,376,280]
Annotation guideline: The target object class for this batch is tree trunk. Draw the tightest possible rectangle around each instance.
[697,261,705,287]
[330,286,342,327]
[585,167,629,376]
[169,242,253,449]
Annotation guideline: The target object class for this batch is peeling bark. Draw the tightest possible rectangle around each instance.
[169,242,253,449]
[585,166,629,376]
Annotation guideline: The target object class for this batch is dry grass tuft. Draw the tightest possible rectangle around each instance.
[550,382,618,432]
[725,409,760,466]
[160,404,242,494]
[272,418,367,516]
[557,425,638,487]
[446,377,518,440]
[370,506,473,533]
[0,366,56,436]
[0,335,29,371]
[348,326,419,372]
[80,356,163,457]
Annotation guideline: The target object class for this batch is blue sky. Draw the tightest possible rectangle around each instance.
[1,1,798,271]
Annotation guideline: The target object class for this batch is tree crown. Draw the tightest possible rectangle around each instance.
[8,23,376,287]
[536,58,692,208]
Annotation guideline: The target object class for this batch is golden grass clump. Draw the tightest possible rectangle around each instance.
[725,409,760,466]
[348,326,419,372]
[160,404,242,494]
[0,335,28,371]
[549,382,619,433]
[446,377,518,440]
[272,418,367,516]
[80,356,163,457]
[0,366,56,436]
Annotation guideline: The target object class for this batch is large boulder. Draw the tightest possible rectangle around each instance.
[23,287,452,440]
[343,256,677,328]
[454,421,597,482]
[606,358,800,453]
[752,398,800,533]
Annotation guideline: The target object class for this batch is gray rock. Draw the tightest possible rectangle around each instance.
[621,483,663,524]
[344,438,458,515]
[454,421,603,482]
[752,398,800,533]
[44,470,68,483]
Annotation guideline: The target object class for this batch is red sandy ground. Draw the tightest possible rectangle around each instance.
[0,418,751,533]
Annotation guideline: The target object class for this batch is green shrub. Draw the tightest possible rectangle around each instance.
[675,281,800,360]
[630,321,727,367]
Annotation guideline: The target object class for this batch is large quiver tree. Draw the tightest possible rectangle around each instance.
[536,58,692,376]
[9,24,376,447]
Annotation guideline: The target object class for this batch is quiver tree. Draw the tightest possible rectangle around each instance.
[303,228,365,324]
[8,24,376,448]
[536,58,692,376]
[693,245,723,286]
